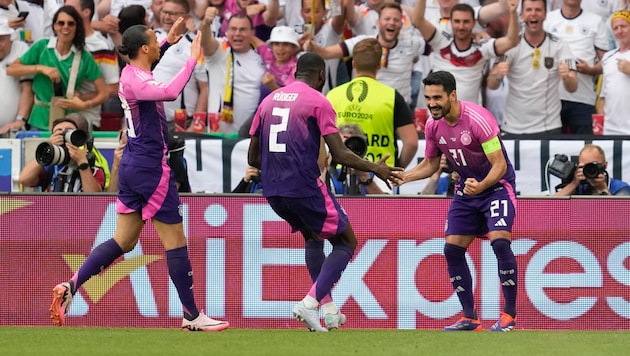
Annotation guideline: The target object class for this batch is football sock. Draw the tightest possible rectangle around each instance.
[71,238,123,294]
[166,246,199,320]
[305,239,336,305]
[312,243,354,302]
[320,294,333,305]
[304,239,325,282]
[492,238,518,318]
[444,243,476,319]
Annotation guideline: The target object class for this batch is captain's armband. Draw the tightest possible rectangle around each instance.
[481,136,501,155]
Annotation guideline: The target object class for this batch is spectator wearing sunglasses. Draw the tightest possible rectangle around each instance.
[7,6,109,131]
[487,0,577,135]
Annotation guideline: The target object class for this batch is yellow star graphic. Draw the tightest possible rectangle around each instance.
[0,198,32,215]
[63,254,162,303]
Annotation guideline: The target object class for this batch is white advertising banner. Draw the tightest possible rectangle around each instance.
[183,138,630,196]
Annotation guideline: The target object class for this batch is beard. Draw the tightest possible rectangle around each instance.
[428,102,451,119]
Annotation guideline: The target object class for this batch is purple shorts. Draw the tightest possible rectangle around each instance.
[115,161,182,224]
[445,180,516,237]
[266,182,348,240]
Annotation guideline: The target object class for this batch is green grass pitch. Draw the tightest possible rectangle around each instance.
[0,327,627,356]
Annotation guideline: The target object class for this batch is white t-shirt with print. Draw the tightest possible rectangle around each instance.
[600,48,630,135]
[77,31,120,127]
[0,40,29,125]
[582,0,624,19]
[501,33,575,134]
[154,30,208,122]
[429,30,497,104]
[344,34,423,104]
[205,38,265,135]
[545,9,611,105]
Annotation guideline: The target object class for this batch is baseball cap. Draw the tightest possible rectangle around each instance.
[267,26,299,47]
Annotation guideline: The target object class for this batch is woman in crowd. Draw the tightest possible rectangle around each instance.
[7,6,109,131]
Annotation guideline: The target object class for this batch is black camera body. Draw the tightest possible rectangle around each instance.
[548,154,576,181]
[583,162,606,179]
[36,129,88,167]
[344,135,368,158]
[332,135,369,185]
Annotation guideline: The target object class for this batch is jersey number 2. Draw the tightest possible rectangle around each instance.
[269,107,289,153]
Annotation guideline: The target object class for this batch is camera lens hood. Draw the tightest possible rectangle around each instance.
[344,136,368,158]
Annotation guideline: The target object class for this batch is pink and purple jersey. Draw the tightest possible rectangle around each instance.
[118,57,197,168]
[116,55,196,222]
[424,101,516,189]
[249,81,338,197]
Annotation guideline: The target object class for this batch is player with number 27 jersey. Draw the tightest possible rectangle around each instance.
[249,81,339,198]
[396,71,518,331]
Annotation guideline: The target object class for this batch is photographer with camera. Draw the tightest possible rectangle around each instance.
[328,123,383,195]
[19,117,105,192]
[555,144,630,196]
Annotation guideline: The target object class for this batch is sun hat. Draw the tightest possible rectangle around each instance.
[267,26,300,47]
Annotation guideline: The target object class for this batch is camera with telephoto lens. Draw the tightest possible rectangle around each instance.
[35,129,88,166]
[344,135,368,158]
[582,162,606,179]
[548,154,576,181]
[331,135,369,184]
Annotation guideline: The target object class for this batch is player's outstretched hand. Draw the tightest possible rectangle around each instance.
[390,170,406,186]
[372,154,403,189]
